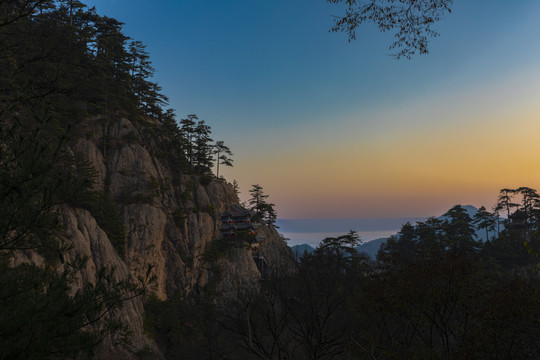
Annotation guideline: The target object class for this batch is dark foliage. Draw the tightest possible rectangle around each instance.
[0,115,149,359]
[144,293,220,360]
[328,0,453,59]
[248,184,278,227]
[146,191,540,360]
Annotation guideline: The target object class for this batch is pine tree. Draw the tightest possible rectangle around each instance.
[473,206,495,241]
[415,217,445,256]
[213,140,233,178]
[515,187,540,240]
[492,203,503,238]
[248,184,277,226]
[261,201,278,227]
[443,205,479,254]
[248,184,268,218]
[128,41,153,105]
[232,179,240,197]
[180,114,197,165]
[497,188,519,219]
[59,0,85,26]
[193,120,213,173]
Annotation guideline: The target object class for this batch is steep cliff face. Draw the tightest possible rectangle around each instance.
[60,206,152,358]
[59,115,293,356]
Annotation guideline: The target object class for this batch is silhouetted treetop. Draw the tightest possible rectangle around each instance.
[328,0,453,58]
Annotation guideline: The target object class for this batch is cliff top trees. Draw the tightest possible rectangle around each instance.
[213,140,233,178]
[0,0,170,122]
[176,114,233,176]
[193,120,213,173]
[248,184,277,227]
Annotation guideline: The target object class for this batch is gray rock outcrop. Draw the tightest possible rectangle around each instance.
[53,115,294,358]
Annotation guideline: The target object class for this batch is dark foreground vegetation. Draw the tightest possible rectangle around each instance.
[146,195,540,360]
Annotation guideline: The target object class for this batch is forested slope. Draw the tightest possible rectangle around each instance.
[0,1,292,358]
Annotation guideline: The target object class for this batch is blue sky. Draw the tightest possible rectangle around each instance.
[85,0,540,222]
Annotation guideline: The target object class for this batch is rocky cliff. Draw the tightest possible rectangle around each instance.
[56,115,293,357]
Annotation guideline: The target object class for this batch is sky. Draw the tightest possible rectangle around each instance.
[85,0,540,226]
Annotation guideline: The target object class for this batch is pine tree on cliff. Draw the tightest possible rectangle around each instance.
[193,119,213,173]
[128,40,167,115]
[261,201,278,227]
[248,184,277,226]
[59,0,85,26]
[213,140,233,178]
[180,114,197,165]
[249,184,268,217]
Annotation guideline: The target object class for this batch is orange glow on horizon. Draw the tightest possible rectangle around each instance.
[223,66,540,220]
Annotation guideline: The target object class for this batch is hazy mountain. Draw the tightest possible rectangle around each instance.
[355,237,388,259]
[290,244,315,257]
[290,205,504,260]
[277,217,426,233]
[439,204,478,221]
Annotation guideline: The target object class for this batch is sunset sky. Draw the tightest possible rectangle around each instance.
[86,0,540,223]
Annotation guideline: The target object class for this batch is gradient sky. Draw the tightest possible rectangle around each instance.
[85,0,540,220]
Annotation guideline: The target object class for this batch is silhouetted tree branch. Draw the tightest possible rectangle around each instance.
[328,0,453,58]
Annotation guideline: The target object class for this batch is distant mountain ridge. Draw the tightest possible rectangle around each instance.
[277,217,426,233]
[290,205,503,260]
[355,237,387,259]
[290,238,387,260]
[290,244,315,257]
